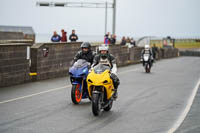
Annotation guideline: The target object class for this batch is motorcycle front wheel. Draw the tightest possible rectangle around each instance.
[92,93,101,116]
[71,84,82,104]
[145,64,150,73]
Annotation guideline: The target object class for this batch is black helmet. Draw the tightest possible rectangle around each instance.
[81,42,91,49]
[81,42,91,54]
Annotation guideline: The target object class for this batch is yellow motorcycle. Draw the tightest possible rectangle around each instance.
[87,64,116,116]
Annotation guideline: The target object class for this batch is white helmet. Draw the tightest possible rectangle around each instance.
[144,45,150,50]
[99,44,109,51]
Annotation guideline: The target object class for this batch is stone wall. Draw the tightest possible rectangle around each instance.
[109,45,129,66]
[0,42,179,87]
[160,48,179,58]
[129,47,144,63]
[0,31,24,40]
[30,43,138,80]
[0,43,32,87]
[31,42,82,80]
[179,50,200,57]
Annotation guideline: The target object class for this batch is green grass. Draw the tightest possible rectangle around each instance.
[150,39,200,49]
[174,42,200,49]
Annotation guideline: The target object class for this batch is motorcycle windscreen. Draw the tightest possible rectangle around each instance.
[69,59,89,77]
[73,59,90,68]
[94,64,110,74]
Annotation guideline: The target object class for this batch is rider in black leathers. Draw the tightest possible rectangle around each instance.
[141,45,154,67]
[72,42,96,65]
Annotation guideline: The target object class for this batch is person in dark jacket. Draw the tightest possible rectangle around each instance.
[51,31,61,42]
[152,44,158,60]
[69,29,78,42]
[72,42,96,65]
[130,38,136,47]
[61,29,67,42]
[120,36,126,45]
[110,34,116,45]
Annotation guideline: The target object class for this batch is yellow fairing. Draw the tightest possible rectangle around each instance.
[87,69,114,100]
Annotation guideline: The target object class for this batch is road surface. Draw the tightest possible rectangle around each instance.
[0,57,200,133]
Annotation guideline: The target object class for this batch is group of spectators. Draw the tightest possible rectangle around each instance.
[120,36,136,47]
[104,32,136,47]
[51,29,78,42]
[104,32,117,45]
[51,29,137,47]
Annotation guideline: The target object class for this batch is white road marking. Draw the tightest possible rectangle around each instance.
[0,67,141,105]
[166,78,200,133]
[118,68,141,75]
[0,85,71,104]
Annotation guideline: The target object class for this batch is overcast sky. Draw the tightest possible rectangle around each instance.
[0,0,200,38]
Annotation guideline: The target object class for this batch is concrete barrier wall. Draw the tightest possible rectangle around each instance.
[109,45,129,66]
[0,43,32,87]
[30,43,136,80]
[31,42,82,80]
[0,31,24,40]
[129,47,144,63]
[0,42,179,87]
[0,40,34,44]
[30,43,179,81]
[160,48,179,58]
[179,50,200,57]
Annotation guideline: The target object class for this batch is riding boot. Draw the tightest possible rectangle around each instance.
[113,91,118,99]
[113,81,119,99]
[110,73,120,99]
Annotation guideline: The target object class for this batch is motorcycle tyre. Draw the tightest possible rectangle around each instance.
[92,93,101,116]
[145,64,150,73]
[71,84,82,104]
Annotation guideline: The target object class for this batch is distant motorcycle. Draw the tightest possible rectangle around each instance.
[142,54,152,73]
[69,59,90,104]
[87,64,116,116]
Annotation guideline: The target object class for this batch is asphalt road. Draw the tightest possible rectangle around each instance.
[0,57,200,133]
[175,82,200,133]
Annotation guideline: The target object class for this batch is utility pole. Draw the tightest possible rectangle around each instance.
[36,1,116,35]
[105,1,108,35]
[113,0,116,35]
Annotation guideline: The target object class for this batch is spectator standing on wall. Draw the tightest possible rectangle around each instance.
[120,36,126,46]
[107,32,111,40]
[104,34,110,45]
[51,31,61,42]
[61,29,67,42]
[110,34,116,45]
[126,37,131,43]
[152,43,158,60]
[130,37,136,47]
[69,29,78,42]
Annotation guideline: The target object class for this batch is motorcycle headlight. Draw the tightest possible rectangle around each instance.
[103,80,108,84]
[83,68,87,73]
